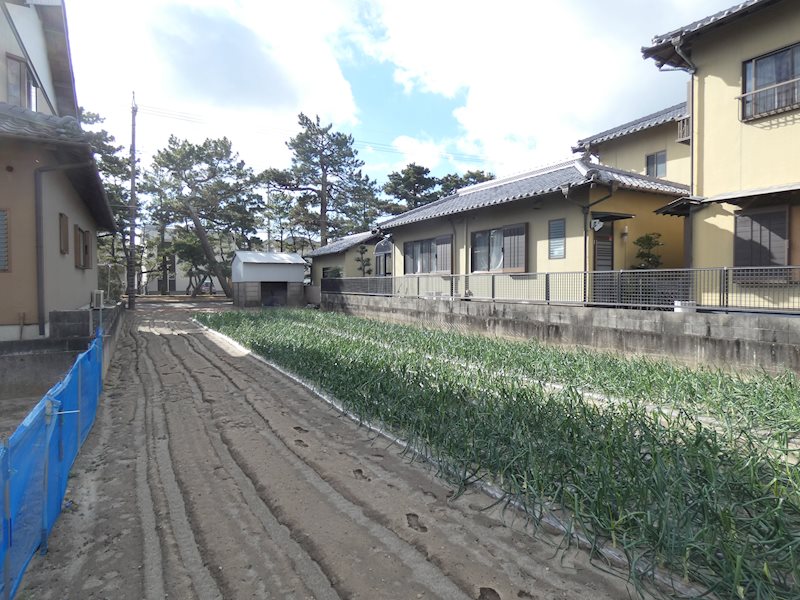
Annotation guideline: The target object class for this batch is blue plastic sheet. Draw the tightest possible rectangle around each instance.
[0,328,104,599]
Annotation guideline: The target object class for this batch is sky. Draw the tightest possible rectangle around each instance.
[64,0,738,184]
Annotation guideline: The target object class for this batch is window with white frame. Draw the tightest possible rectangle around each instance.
[374,238,392,276]
[742,43,800,120]
[471,224,526,273]
[548,218,566,260]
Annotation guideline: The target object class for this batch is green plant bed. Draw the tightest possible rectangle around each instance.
[197,309,800,599]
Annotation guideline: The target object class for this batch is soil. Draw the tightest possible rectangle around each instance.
[18,300,636,600]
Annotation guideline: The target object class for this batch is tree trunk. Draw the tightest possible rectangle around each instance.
[186,203,233,297]
[320,169,328,246]
[160,225,169,294]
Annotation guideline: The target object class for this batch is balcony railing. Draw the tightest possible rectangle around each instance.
[676,116,691,143]
[321,266,800,314]
[739,76,800,121]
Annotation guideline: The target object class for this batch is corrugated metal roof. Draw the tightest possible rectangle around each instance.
[642,0,782,68]
[234,251,307,265]
[379,159,688,230]
[575,103,687,150]
[305,231,379,258]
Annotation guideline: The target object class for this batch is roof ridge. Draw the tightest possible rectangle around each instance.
[454,158,579,195]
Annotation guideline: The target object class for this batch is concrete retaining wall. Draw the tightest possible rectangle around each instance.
[322,294,800,374]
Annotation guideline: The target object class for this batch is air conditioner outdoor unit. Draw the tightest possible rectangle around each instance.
[91,290,105,308]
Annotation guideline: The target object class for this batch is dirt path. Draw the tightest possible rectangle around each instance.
[19,302,636,600]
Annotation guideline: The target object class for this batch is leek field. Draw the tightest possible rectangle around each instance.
[197,309,799,599]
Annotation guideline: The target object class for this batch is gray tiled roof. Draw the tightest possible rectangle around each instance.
[305,231,379,258]
[575,103,687,150]
[643,0,781,68]
[0,102,86,144]
[379,159,688,230]
[0,102,115,231]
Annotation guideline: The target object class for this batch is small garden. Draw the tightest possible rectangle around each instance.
[197,309,800,599]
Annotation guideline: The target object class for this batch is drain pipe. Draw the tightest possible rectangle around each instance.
[35,161,94,336]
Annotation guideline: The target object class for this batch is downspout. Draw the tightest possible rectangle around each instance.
[34,161,94,336]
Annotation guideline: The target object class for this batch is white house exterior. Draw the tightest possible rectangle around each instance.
[231,251,306,307]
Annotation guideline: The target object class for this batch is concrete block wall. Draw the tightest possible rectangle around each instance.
[322,294,800,374]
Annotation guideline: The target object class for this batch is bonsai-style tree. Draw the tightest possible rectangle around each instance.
[354,244,372,276]
[632,232,663,269]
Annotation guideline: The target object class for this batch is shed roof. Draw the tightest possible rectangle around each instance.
[0,102,115,231]
[233,251,306,265]
[305,231,379,258]
[574,103,687,151]
[642,0,783,69]
[378,159,688,230]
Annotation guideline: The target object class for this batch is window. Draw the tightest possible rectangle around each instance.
[6,55,35,109]
[742,43,800,120]
[646,151,667,178]
[734,208,788,267]
[548,218,566,260]
[74,226,91,269]
[321,266,342,279]
[0,210,8,271]
[374,238,392,276]
[471,224,526,273]
[59,213,69,254]
[403,235,452,274]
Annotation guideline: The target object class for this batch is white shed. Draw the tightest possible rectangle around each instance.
[231,251,307,307]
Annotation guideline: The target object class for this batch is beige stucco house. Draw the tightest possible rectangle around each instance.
[306,231,382,286]
[643,0,800,272]
[374,158,687,301]
[0,0,114,340]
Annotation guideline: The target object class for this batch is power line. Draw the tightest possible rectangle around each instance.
[135,103,494,167]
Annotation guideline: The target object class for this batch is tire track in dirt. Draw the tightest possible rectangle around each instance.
[141,320,338,599]
[185,316,639,600]
[136,319,222,600]
[156,314,471,600]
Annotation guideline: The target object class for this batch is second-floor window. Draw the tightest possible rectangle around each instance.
[74,226,91,269]
[646,151,666,178]
[6,55,35,109]
[742,43,800,120]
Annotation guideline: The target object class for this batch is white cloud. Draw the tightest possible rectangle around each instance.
[65,0,740,183]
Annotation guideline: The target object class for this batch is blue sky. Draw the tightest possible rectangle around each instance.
[64,0,738,184]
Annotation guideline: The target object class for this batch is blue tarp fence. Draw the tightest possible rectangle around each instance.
[0,328,103,599]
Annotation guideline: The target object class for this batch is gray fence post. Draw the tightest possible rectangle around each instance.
[545,273,550,304]
[77,362,82,448]
[40,400,52,556]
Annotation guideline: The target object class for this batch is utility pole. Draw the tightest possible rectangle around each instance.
[127,92,138,309]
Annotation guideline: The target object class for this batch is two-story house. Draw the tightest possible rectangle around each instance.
[0,0,114,339]
[643,0,800,277]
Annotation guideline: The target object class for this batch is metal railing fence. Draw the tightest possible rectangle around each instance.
[0,329,103,600]
[321,266,800,313]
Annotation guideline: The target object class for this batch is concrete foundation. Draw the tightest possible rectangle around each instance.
[322,294,800,374]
